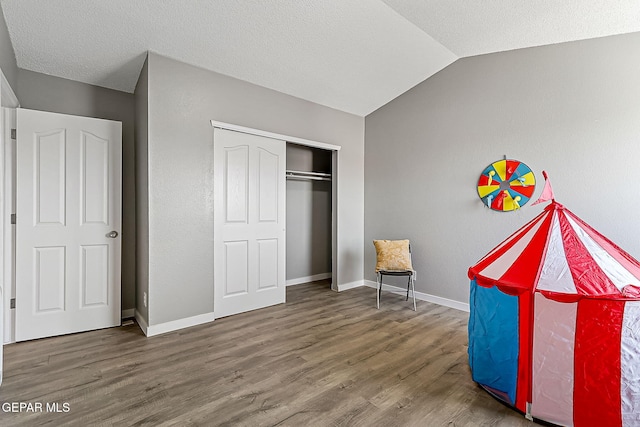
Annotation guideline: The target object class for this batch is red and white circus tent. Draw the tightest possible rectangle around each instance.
[468,201,640,426]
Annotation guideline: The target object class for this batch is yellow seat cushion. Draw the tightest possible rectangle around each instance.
[373,239,412,272]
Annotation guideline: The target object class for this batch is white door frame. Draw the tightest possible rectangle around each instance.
[210,120,341,291]
[1,69,19,346]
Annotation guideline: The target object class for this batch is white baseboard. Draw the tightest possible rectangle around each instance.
[144,312,216,337]
[337,280,365,292]
[121,308,135,319]
[286,272,332,286]
[134,310,148,336]
[363,280,469,312]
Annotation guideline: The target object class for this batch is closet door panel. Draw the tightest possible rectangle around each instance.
[214,128,285,318]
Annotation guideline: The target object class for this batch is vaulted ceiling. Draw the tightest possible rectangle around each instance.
[2,1,640,116]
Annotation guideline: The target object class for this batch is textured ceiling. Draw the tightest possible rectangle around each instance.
[2,1,640,116]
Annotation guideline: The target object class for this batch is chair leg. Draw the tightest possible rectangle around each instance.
[376,272,381,309]
[411,276,417,311]
[406,276,410,301]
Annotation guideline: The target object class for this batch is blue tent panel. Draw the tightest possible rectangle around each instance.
[468,279,519,405]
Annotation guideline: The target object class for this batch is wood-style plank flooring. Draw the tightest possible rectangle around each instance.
[0,282,534,426]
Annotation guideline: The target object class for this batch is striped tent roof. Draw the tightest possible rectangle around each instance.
[468,201,640,302]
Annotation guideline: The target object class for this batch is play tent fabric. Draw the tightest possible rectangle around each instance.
[468,201,640,426]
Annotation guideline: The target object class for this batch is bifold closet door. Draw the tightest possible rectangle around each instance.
[213,128,286,317]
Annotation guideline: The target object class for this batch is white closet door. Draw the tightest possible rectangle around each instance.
[16,109,121,341]
[214,128,286,317]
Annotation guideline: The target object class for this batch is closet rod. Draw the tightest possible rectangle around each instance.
[287,175,331,182]
[286,169,332,182]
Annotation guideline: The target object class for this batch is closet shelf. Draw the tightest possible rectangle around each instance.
[286,170,331,182]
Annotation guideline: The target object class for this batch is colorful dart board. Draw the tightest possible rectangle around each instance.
[477,159,536,211]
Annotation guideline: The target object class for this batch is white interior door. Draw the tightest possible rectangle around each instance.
[16,109,121,341]
[214,128,286,318]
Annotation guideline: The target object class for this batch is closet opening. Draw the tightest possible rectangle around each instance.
[285,143,333,289]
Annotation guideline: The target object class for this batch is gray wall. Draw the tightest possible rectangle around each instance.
[0,4,17,93]
[18,69,137,312]
[134,56,149,322]
[143,52,364,326]
[286,144,332,281]
[365,32,640,305]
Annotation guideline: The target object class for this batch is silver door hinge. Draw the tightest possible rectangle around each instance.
[10,128,16,140]
[10,298,15,309]
[10,213,15,224]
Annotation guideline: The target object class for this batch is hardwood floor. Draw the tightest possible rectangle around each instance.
[0,282,534,426]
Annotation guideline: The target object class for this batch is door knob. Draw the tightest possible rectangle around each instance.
[107,231,119,238]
